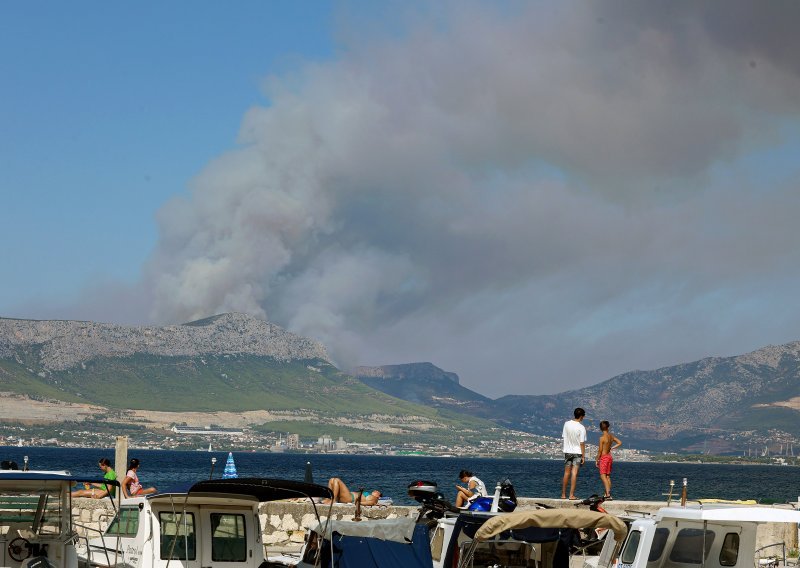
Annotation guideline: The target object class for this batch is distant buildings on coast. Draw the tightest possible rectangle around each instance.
[1,421,655,460]
[172,426,244,435]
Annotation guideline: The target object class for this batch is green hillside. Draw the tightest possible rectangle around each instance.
[4,353,422,413]
[0,352,498,439]
[0,355,85,403]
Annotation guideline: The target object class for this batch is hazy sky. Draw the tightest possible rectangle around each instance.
[3,1,800,397]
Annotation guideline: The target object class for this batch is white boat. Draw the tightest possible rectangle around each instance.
[617,503,800,568]
[79,477,331,568]
[458,507,627,568]
[293,478,800,568]
[0,469,120,568]
[452,501,800,568]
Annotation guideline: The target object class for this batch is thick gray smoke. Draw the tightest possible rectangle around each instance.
[144,2,800,394]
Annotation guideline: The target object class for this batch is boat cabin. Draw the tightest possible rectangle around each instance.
[83,478,330,568]
[619,505,800,568]
[0,470,119,568]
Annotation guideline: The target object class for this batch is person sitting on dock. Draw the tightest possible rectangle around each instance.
[72,458,117,499]
[455,469,487,508]
[324,477,382,505]
[122,458,158,498]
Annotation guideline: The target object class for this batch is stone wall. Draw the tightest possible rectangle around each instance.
[71,498,117,538]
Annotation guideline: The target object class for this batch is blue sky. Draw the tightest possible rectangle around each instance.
[3,2,800,396]
[1,1,335,301]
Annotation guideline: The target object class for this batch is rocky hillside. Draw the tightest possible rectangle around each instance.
[0,313,330,371]
[5,312,800,453]
[0,314,500,446]
[491,341,800,452]
[352,362,489,410]
[355,342,800,453]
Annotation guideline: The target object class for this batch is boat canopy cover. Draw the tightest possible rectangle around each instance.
[475,508,628,543]
[310,517,416,544]
[156,477,332,501]
[657,505,800,524]
[0,471,120,487]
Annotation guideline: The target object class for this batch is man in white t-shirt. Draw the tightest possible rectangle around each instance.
[561,407,587,500]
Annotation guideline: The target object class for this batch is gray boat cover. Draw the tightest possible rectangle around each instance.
[475,508,628,543]
[311,517,416,543]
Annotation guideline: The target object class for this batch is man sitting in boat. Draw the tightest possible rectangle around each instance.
[72,457,117,499]
[324,477,382,505]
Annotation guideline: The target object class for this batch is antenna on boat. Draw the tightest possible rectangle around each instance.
[663,479,675,505]
[490,482,501,513]
[680,478,688,507]
[209,456,217,479]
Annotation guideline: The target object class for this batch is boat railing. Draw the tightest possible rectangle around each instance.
[755,541,787,568]
[622,509,653,518]
[74,518,121,567]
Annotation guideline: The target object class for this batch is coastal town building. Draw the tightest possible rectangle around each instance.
[171,426,244,435]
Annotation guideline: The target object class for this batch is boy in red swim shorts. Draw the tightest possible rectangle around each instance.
[596,421,622,500]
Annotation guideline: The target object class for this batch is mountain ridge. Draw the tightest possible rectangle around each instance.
[352,362,490,409]
[0,312,330,371]
[0,313,504,448]
[355,342,800,453]
[3,313,800,453]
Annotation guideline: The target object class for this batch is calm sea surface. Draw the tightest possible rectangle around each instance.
[2,447,798,506]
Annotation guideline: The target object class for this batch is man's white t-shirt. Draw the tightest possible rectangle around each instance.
[562,420,586,454]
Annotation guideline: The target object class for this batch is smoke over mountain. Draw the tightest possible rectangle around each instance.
[142,2,800,394]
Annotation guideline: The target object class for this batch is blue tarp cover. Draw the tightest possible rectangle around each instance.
[324,523,432,568]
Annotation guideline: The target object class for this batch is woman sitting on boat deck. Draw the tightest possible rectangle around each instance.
[455,469,487,508]
[324,477,382,506]
[72,458,117,499]
[121,458,158,498]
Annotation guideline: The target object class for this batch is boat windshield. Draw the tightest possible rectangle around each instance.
[105,505,140,537]
[0,488,64,537]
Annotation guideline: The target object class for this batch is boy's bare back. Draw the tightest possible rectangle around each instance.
[598,431,612,456]
[598,429,621,457]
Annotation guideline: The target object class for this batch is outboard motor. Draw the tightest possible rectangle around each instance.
[409,480,460,523]
[407,480,443,504]
[498,478,518,512]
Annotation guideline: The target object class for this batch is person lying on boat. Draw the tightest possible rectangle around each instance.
[122,458,158,498]
[455,469,487,508]
[324,477,382,505]
[72,457,117,499]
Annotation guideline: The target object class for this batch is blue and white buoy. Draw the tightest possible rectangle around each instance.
[222,452,238,479]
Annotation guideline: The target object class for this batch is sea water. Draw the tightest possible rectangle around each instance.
[2,446,797,505]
